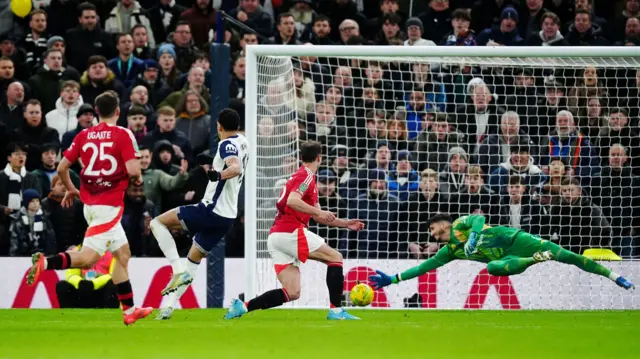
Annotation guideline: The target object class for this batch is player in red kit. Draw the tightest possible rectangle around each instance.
[225,141,365,320]
[26,91,153,325]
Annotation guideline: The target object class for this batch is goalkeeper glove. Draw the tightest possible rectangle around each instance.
[368,270,399,290]
[207,170,222,182]
[464,232,479,257]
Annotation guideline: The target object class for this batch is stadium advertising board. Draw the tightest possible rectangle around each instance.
[0,259,637,309]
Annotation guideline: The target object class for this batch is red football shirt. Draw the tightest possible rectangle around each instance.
[63,122,139,207]
[270,166,318,234]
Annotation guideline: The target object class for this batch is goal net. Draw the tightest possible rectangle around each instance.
[244,46,640,310]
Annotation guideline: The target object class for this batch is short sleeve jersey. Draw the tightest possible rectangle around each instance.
[270,166,318,234]
[63,122,139,207]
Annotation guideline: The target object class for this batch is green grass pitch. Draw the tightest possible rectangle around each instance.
[1,309,639,359]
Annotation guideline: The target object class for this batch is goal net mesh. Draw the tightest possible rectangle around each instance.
[251,51,640,310]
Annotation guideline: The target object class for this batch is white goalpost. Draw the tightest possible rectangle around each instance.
[244,45,640,310]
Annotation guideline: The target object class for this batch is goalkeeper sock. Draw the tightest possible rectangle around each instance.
[116,280,135,315]
[166,257,200,308]
[45,252,71,270]
[487,258,536,276]
[150,218,185,274]
[246,289,289,312]
[326,262,344,309]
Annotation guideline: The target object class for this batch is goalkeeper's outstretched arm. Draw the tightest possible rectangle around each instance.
[369,247,455,289]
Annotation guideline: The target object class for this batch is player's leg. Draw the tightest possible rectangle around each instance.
[246,265,300,310]
[487,255,538,276]
[111,242,153,324]
[150,208,186,275]
[27,245,101,285]
[156,245,203,319]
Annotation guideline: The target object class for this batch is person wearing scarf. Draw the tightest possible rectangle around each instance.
[41,176,86,252]
[8,189,56,256]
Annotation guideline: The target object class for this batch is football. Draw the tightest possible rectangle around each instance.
[350,283,374,307]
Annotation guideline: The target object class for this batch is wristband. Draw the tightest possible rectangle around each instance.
[392,274,401,284]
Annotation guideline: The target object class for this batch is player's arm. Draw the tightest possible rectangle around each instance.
[463,214,486,234]
[462,215,486,257]
[312,203,364,231]
[287,191,324,217]
[207,157,242,182]
[369,247,455,289]
[125,158,142,180]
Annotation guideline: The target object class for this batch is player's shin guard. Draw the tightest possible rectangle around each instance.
[116,280,135,314]
[326,262,344,308]
[45,252,72,270]
[246,289,290,312]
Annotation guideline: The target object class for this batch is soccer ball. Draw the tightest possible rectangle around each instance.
[350,283,374,307]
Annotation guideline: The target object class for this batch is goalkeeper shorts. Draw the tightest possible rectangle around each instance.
[267,227,325,274]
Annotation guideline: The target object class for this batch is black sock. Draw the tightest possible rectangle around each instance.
[115,280,135,311]
[327,262,344,308]
[246,289,289,312]
[46,253,71,270]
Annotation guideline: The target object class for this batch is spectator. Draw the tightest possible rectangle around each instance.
[229,56,246,102]
[28,49,81,114]
[388,150,420,201]
[180,0,216,50]
[325,144,359,198]
[591,144,639,257]
[45,0,80,37]
[21,9,50,74]
[540,156,568,206]
[337,19,362,45]
[518,0,549,40]
[117,85,153,128]
[455,82,502,151]
[356,110,386,161]
[236,32,260,58]
[157,44,182,90]
[497,176,547,235]
[131,24,153,60]
[1,81,25,131]
[108,33,146,88]
[418,0,453,43]
[500,67,539,113]
[167,21,199,73]
[163,152,211,209]
[45,36,66,60]
[127,105,149,144]
[291,66,315,119]
[528,77,566,140]
[177,52,212,91]
[318,0,366,43]
[477,7,525,46]
[105,0,155,48]
[139,146,189,207]
[122,181,158,257]
[143,106,193,166]
[567,66,608,113]
[41,176,85,252]
[405,87,444,140]
[131,59,173,108]
[12,100,60,171]
[79,55,127,107]
[404,17,436,46]
[596,108,640,169]
[566,9,609,46]
[576,96,606,140]
[270,12,302,45]
[375,13,406,45]
[32,143,80,196]
[569,0,609,35]
[45,80,84,140]
[229,0,275,38]
[386,117,410,153]
[307,101,349,153]
[489,137,546,195]
[307,15,334,45]
[346,168,401,258]
[526,12,569,46]
[0,57,30,102]
[65,2,116,73]
[290,0,318,41]
[438,146,468,194]
[407,168,449,259]
[540,110,601,181]
[451,165,498,219]
[415,113,465,172]
[8,189,56,256]
[0,142,39,222]
[476,111,535,176]
[147,0,187,46]
[61,104,96,153]
[615,17,640,46]
[614,0,640,43]
[309,169,348,250]
[160,66,209,109]
[0,34,28,81]
[175,90,210,155]
[442,9,476,45]
[550,177,611,253]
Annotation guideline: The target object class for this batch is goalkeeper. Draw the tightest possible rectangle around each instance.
[370,214,635,290]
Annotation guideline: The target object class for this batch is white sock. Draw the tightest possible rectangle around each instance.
[166,258,200,308]
[330,307,342,313]
[150,218,184,274]
[124,307,135,315]
[609,271,620,281]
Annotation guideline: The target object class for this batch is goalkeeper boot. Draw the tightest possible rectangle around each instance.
[533,250,553,262]
[155,307,174,320]
[615,276,635,290]
[123,307,154,326]
[26,252,45,286]
[327,309,360,320]
[161,272,193,296]
[224,298,248,319]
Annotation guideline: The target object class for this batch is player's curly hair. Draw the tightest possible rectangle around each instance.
[427,213,453,227]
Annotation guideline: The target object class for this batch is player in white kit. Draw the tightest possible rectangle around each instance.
[150,108,248,319]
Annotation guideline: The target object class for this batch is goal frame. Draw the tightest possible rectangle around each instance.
[243,45,639,300]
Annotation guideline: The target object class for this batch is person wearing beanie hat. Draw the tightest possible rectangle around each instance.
[8,187,57,257]
[46,36,65,51]
[476,6,524,46]
[60,104,97,155]
[157,43,177,61]
[156,43,182,89]
[404,17,437,46]
[129,58,173,109]
[437,146,469,194]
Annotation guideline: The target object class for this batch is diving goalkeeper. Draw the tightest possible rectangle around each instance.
[370,214,635,290]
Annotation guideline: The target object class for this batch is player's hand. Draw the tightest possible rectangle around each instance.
[464,232,478,257]
[61,188,80,208]
[206,170,222,182]
[346,219,365,231]
[316,210,336,224]
[179,159,188,175]
[368,270,395,290]
[237,10,248,22]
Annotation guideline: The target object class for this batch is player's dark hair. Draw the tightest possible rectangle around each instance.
[95,91,120,118]
[7,142,28,155]
[300,141,323,163]
[217,108,240,131]
[426,213,453,227]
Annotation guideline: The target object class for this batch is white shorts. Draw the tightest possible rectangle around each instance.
[82,205,127,256]
[267,228,325,274]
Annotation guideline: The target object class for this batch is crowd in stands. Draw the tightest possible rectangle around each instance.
[0,0,637,260]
